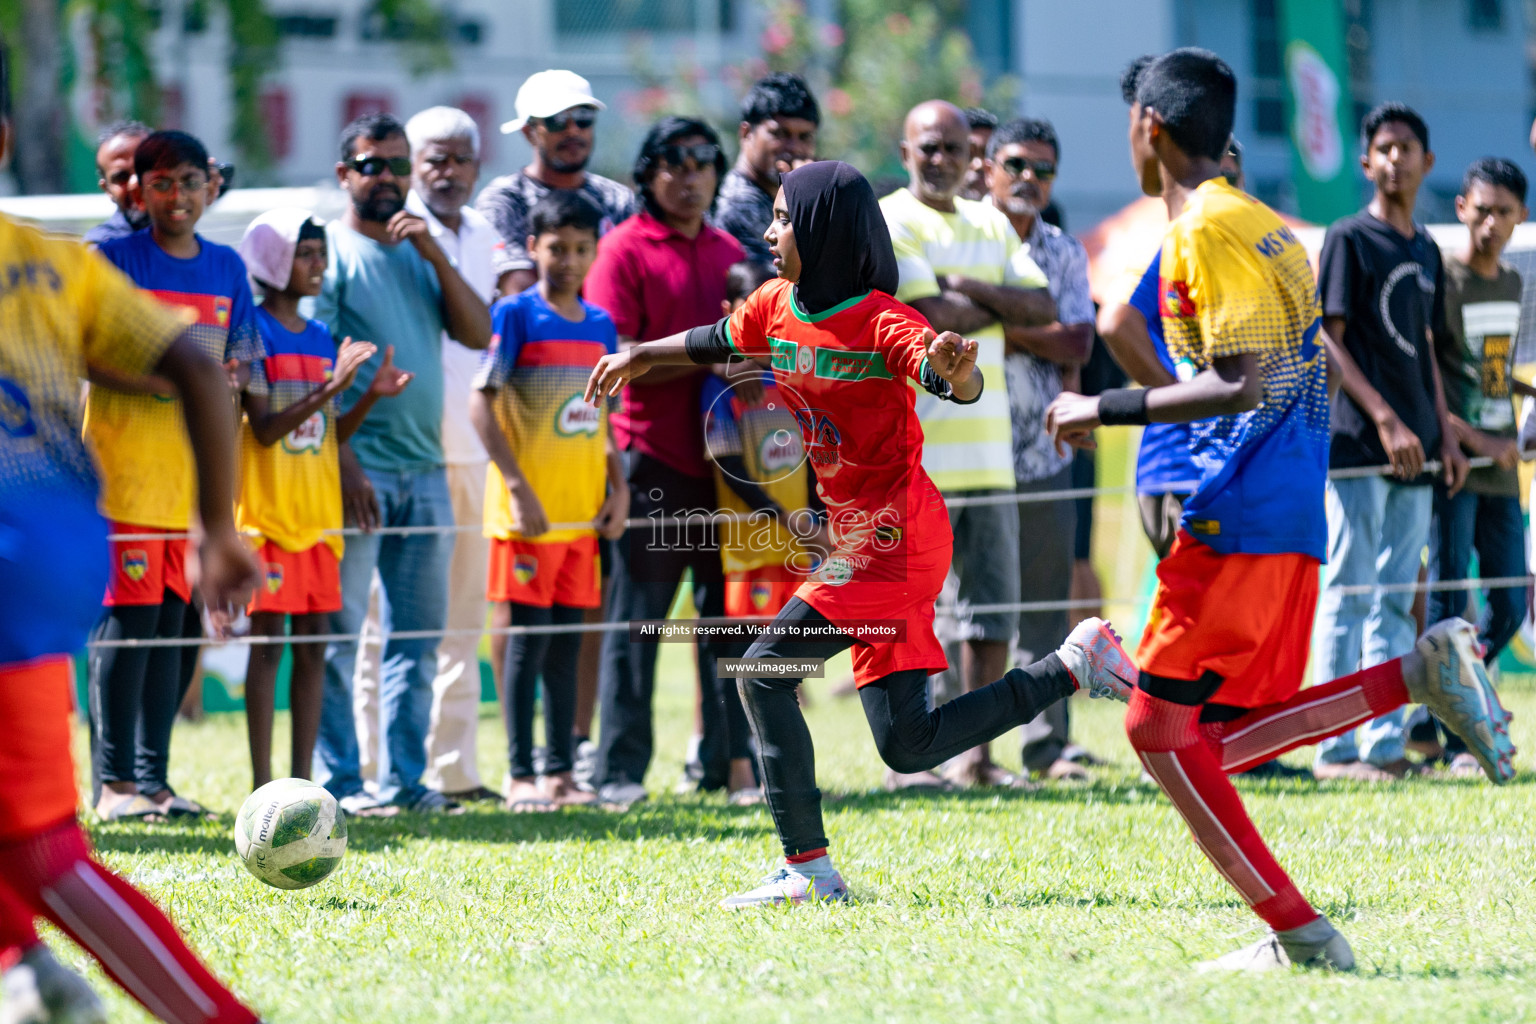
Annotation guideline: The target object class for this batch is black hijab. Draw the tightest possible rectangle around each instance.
[782,161,899,315]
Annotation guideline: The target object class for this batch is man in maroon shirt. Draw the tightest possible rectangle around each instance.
[584,116,749,805]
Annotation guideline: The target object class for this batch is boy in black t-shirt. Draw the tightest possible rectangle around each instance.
[1425,158,1531,773]
[1312,103,1470,781]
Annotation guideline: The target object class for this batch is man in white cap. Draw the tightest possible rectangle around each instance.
[476,69,636,298]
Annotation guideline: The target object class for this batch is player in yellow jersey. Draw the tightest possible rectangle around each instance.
[0,36,266,1021]
[235,208,412,791]
[1047,47,1513,971]
[471,192,628,809]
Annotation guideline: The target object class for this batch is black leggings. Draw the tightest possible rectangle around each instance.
[87,596,189,791]
[739,598,1076,857]
[503,602,585,778]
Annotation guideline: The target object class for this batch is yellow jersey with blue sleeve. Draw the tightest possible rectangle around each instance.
[236,308,344,559]
[879,188,1046,492]
[85,231,261,529]
[0,214,185,501]
[1158,178,1328,559]
[477,289,618,544]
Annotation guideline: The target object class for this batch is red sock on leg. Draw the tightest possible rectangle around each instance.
[786,848,828,864]
[0,878,39,971]
[1199,662,1409,774]
[1127,689,1317,932]
[0,821,258,1024]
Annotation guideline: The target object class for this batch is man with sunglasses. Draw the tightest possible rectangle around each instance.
[983,116,1101,782]
[880,100,1058,791]
[312,112,493,816]
[476,70,636,298]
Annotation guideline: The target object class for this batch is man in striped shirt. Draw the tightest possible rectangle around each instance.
[880,100,1055,789]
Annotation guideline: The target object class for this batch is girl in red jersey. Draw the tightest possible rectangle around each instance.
[586,160,1139,908]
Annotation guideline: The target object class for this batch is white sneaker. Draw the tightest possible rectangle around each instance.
[720,865,849,910]
[1411,619,1517,784]
[1196,916,1355,972]
[1,945,107,1024]
[1058,618,1137,702]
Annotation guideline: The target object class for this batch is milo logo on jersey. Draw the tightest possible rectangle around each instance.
[281,411,327,455]
[555,394,601,437]
[791,407,842,470]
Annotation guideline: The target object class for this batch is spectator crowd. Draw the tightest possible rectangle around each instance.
[74,65,1533,821]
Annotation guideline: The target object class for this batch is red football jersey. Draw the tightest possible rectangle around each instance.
[725,278,951,561]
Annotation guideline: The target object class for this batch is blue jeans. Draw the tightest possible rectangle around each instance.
[1312,476,1431,767]
[316,466,453,804]
[1427,487,1527,661]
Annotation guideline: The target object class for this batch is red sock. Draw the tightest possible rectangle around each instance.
[0,881,39,971]
[1199,662,1409,773]
[0,821,259,1024]
[786,848,828,864]
[1127,689,1317,932]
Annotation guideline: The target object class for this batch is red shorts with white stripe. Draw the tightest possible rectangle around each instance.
[1137,531,1319,708]
[0,656,80,842]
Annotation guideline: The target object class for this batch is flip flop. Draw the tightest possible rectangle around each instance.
[505,797,557,813]
[727,787,766,807]
[144,789,214,819]
[98,794,167,823]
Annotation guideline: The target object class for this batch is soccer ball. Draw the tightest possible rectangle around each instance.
[234,778,347,890]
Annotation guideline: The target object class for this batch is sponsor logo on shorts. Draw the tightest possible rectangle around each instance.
[513,553,538,585]
[121,549,148,582]
[265,563,285,593]
[555,394,600,437]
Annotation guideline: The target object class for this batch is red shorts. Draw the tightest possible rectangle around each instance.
[0,656,80,841]
[105,521,190,606]
[248,540,342,616]
[1137,531,1320,709]
[796,537,950,688]
[488,535,601,608]
[726,566,800,619]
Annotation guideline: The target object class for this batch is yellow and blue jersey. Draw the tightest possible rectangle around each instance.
[476,289,618,543]
[0,213,187,661]
[1158,178,1329,559]
[701,372,810,574]
[237,308,343,558]
[85,231,260,529]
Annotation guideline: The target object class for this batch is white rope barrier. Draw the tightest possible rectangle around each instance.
[86,454,1532,648]
[102,457,1503,542]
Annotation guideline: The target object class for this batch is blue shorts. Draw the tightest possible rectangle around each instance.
[0,485,110,663]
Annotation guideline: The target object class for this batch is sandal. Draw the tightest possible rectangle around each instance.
[97,794,167,823]
[727,787,765,807]
[145,788,214,819]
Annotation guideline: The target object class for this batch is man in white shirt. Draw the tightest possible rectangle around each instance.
[358,106,500,801]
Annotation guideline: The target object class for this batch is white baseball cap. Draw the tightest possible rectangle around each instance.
[501,70,606,134]
[239,207,323,291]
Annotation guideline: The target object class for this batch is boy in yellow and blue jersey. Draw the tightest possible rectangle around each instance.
[471,191,628,810]
[1048,47,1514,972]
[85,129,262,822]
[236,208,411,791]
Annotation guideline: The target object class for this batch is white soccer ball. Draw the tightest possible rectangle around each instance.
[234,778,347,890]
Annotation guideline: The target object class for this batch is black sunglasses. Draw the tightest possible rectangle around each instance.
[1001,157,1056,182]
[658,142,720,170]
[541,109,597,133]
[349,155,411,178]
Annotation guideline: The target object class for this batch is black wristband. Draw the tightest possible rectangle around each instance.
[1097,387,1150,426]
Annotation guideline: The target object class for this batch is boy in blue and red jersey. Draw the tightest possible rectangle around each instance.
[0,38,265,1020]
[1047,48,1515,971]
[587,160,1140,909]
[86,129,262,821]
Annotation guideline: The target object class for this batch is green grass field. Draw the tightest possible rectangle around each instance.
[37,651,1536,1024]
